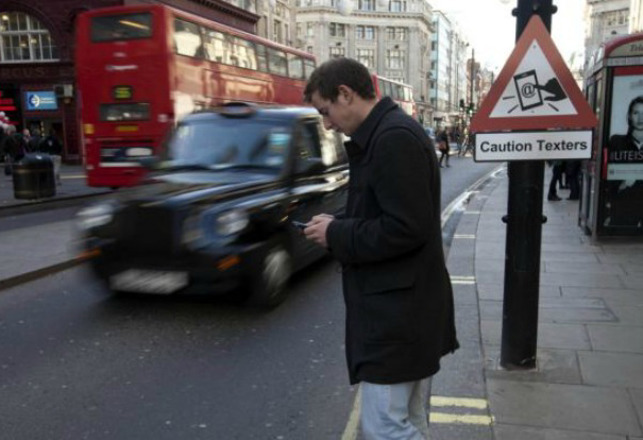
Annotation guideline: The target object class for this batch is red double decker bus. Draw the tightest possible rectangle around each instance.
[371,74,417,119]
[76,4,316,188]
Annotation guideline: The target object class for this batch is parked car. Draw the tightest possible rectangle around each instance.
[76,103,349,307]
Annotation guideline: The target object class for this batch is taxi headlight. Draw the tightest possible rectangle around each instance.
[215,209,249,236]
[76,203,115,231]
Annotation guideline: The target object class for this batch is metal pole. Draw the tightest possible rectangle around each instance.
[500,0,556,370]
[470,48,475,108]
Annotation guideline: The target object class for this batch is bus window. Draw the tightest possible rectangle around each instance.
[304,59,316,79]
[100,103,150,122]
[381,79,392,97]
[256,43,269,73]
[394,84,403,100]
[268,48,288,77]
[288,54,304,80]
[174,18,203,58]
[91,13,152,42]
[203,29,226,63]
[236,38,258,70]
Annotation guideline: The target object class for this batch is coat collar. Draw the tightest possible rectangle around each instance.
[345,97,398,157]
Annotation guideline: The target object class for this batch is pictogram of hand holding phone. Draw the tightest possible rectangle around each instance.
[513,70,543,111]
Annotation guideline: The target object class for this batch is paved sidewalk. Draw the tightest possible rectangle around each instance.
[0,163,111,214]
[0,163,112,289]
[445,167,643,440]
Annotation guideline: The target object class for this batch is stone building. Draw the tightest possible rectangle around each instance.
[294,0,433,123]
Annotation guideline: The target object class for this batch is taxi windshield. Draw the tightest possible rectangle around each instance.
[166,119,292,171]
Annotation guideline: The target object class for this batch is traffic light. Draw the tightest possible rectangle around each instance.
[459,99,465,111]
[467,102,474,116]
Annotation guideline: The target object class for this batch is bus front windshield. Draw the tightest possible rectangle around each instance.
[91,13,153,42]
[166,119,292,171]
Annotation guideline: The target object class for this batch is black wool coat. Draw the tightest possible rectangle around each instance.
[326,97,459,385]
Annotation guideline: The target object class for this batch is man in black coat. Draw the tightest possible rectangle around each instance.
[302,58,458,439]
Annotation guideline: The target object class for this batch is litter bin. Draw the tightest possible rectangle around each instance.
[12,153,56,199]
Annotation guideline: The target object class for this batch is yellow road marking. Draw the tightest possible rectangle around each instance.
[430,412,494,425]
[450,275,476,285]
[430,396,488,409]
[340,387,361,440]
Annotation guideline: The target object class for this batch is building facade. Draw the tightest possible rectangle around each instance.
[294,0,433,123]
[0,0,257,163]
[585,0,630,67]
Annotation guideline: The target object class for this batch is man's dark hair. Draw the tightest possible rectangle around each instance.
[303,58,376,103]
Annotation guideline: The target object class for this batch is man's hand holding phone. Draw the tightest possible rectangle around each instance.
[300,214,334,248]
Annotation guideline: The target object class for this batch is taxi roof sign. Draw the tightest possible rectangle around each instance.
[470,15,597,132]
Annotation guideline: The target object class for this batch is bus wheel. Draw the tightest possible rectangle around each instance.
[246,240,292,308]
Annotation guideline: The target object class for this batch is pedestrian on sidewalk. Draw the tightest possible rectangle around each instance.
[40,128,63,185]
[437,128,450,167]
[547,160,564,201]
[302,58,459,440]
[27,128,42,153]
[2,125,26,175]
[565,160,581,200]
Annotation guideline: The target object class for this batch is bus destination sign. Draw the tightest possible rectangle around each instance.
[113,86,133,100]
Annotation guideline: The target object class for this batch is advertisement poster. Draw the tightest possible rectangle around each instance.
[604,75,643,228]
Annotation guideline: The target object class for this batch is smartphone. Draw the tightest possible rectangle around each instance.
[513,70,543,111]
[292,220,308,230]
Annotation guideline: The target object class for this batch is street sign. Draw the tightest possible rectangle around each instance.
[475,130,592,162]
[470,15,597,133]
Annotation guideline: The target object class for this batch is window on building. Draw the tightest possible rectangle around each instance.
[386,27,407,41]
[307,45,313,54]
[358,0,375,11]
[0,11,59,62]
[329,46,345,58]
[273,19,283,43]
[356,25,375,40]
[307,23,315,37]
[390,1,406,12]
[396,27,407,40]
[329,23,346,37]
[356,48,375,68]
[387,49,405,69]
[296,23,302,38]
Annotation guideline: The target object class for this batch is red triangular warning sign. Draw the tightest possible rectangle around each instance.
[470,15,597,132]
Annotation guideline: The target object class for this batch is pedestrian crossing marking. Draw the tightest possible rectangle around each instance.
[453,234,476,239]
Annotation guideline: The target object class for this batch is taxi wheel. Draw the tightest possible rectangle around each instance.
[247,241,292,308]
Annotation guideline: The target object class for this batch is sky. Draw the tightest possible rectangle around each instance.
[429,0,587,72]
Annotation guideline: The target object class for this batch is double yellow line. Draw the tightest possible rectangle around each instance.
[430,396,494,425]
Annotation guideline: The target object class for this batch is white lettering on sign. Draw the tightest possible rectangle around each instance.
[475,131,592,162]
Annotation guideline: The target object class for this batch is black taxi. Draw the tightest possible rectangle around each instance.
[76,103,348,307]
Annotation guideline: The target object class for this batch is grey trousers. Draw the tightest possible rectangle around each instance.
[360,377,432,440]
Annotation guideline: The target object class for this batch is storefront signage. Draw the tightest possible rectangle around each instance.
[26,91,58,111]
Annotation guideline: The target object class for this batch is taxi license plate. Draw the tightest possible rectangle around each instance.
[110,269,188,294]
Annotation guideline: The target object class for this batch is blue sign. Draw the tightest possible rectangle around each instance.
[25,91,58,111]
